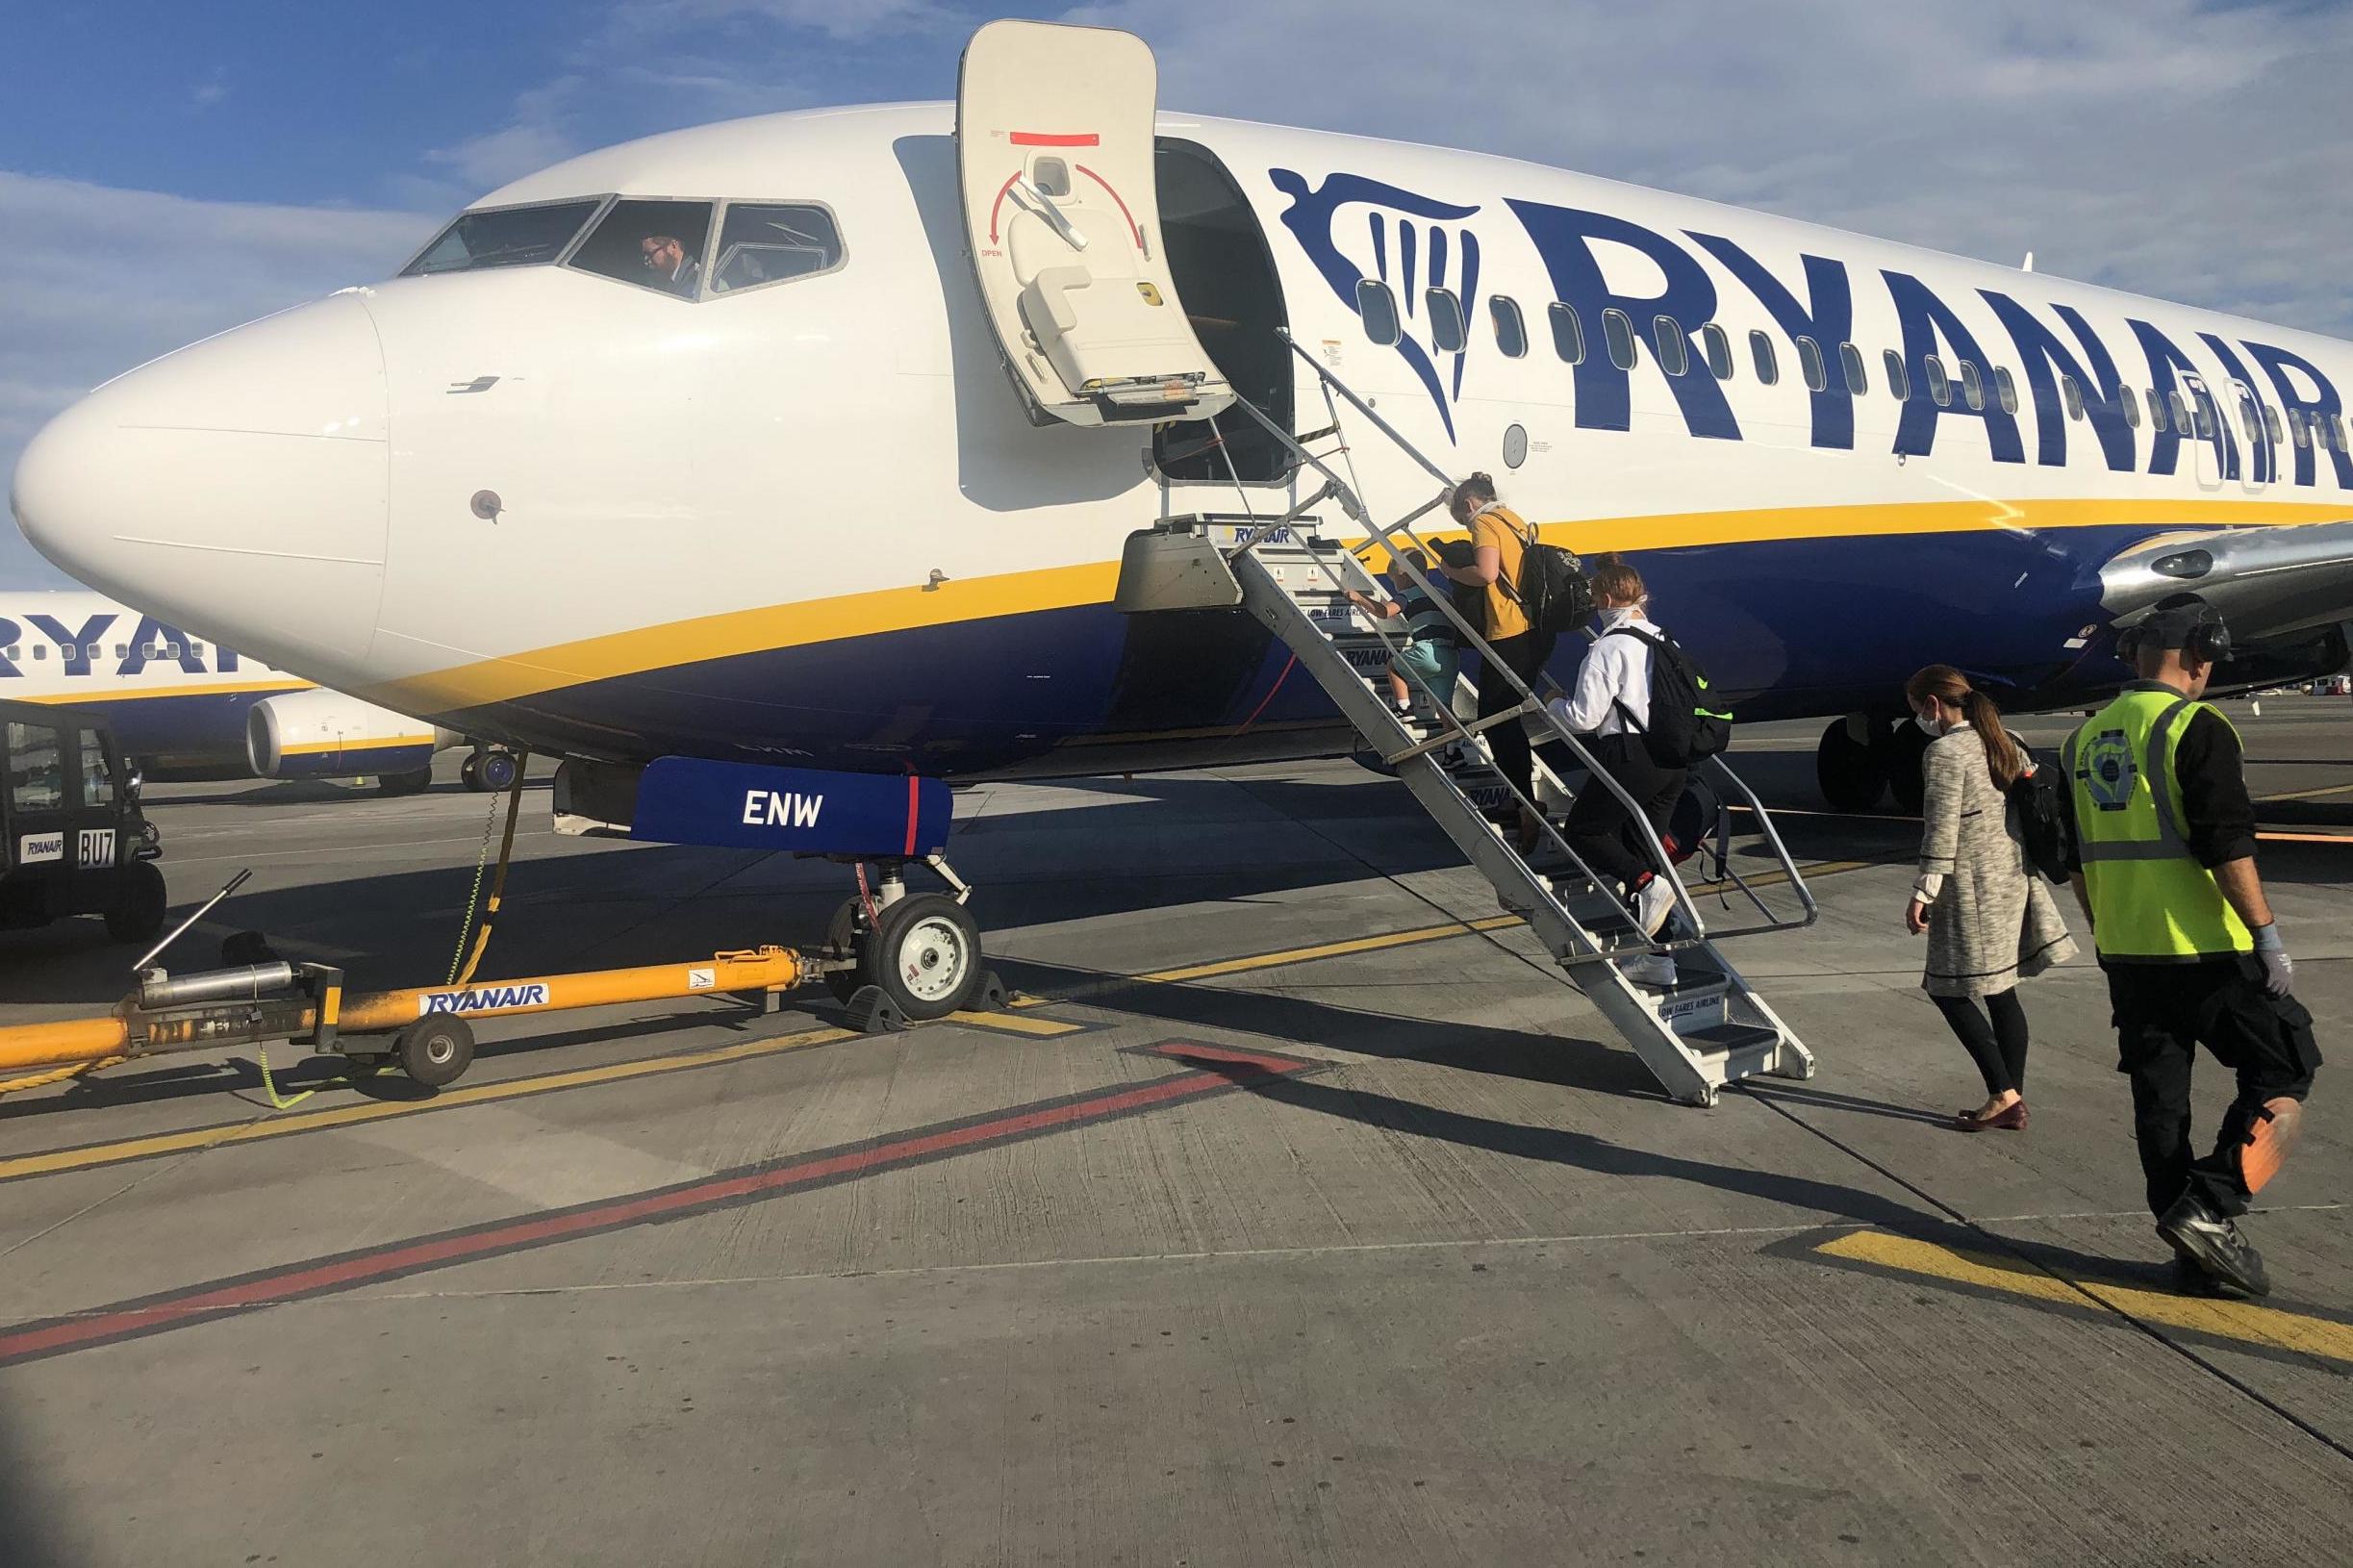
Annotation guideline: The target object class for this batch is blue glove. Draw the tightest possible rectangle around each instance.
[2252,923,2294,998]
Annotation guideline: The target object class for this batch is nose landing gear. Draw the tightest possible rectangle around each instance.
[821,857,999,1027]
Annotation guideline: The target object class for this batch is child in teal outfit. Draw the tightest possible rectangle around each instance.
[1347,547,1462,718]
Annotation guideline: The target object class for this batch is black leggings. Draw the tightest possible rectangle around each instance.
[1476,630,1556,808]
[1561,733,1685,892]
[1933,990,2029,1098]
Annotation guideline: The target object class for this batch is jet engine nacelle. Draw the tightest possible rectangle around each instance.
[246,690,455,782]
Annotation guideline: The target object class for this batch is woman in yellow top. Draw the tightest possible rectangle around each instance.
[1437,472,1551,849]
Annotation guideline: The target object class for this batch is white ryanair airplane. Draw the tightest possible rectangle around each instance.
[0,591,482,792]
[13,20,2353,833]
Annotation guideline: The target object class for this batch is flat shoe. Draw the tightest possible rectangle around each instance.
[1956,1100,2028,1132]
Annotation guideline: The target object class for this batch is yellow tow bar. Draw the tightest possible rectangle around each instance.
[0,946,806,1092]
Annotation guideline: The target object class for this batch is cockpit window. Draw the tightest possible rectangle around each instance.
[567,198,717,299]
[710,203,844,294]
[402,200,604,276]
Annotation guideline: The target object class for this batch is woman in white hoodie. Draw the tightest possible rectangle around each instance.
[1547,558,1684,952]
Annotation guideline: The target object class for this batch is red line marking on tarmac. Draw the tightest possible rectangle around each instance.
[0,1043,1309,1368]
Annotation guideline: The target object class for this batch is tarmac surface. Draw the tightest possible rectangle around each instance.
[1,701,2349,1566]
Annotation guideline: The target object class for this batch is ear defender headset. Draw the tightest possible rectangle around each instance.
[2115,593,2232,666]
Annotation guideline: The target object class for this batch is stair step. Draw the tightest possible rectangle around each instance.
[1678,1022,1781,1058]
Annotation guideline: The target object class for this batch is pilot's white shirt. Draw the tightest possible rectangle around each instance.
[1548,609,1659,738]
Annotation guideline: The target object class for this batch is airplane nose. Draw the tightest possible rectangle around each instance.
[11,291,390,669]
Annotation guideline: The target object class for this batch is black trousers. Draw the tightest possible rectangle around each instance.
[1560,733,1685,891]
[1475,630,1556,809]
[2106,957,2321,1218]
[1933,989,2029,1097]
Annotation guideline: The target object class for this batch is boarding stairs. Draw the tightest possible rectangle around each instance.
[1117,341,1818,1106]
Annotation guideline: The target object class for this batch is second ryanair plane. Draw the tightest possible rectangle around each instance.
[13,19,2353,820]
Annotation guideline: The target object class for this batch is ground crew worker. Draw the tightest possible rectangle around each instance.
[2065,593,2319,1297]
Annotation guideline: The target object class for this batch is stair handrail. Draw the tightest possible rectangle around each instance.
[1241,332,1818,943]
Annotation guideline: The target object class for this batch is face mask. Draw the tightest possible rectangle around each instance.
[1914,714,1942,737]
[1597,603,1636,628]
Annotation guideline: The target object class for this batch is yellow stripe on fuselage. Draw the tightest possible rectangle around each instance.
[366,494,2353,715]
[13,678,313,706]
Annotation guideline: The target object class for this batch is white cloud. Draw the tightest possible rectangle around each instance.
[1071,0,2353,336]
[0,173,431,587]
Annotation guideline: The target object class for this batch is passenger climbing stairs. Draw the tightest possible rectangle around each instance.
[1115,342,1819,1106]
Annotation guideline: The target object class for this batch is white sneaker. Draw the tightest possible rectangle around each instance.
[1619,952,1678,989]
[1632,875,1676,938]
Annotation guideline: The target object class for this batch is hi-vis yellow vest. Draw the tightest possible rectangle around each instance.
[2064,685,2253,961]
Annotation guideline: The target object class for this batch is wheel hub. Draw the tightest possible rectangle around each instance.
[896,917,969,1003]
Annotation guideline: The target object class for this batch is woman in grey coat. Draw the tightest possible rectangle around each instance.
[1903,666,2078,1130]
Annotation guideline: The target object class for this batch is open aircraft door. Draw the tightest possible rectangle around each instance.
[956,20,1236,428]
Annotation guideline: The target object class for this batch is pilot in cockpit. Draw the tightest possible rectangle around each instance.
[639,233,702,298]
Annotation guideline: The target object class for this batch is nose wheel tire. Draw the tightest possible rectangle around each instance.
[395,1016,475,1087]
[862,893,982,1021]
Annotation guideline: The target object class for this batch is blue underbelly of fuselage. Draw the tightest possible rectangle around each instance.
[445,522,2190,778]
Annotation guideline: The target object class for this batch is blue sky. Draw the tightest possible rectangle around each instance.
[6,0,2352,586]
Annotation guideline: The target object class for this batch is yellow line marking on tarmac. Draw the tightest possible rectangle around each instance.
[1818,1230,2353,1367]
[2259,780,2353,804]
[0,1023,857,1183]
[6,857,1880,1183]
[1137,916,1528,984]
[947,1009,1081,1036]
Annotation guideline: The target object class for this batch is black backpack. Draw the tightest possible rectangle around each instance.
[2007,746,2075,885]
[1607,625,1732,768]
[1497,515,1593,638]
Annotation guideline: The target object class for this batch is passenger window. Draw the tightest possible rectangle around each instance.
[1426,289,1468,353]
[709,203,843,294]
[403,199,605,276]
[1652,316,1687,376]
[2171,391,2193,432]
[2238,395,2260,443]
[2061,374,2084,420]
[2264,403,2284,443]
[1750,330,1780,386]
[79,731,114,809]
[1838,341,1867,397]
[2290,409,2310,448]
[1548,302,1585,365]
[1701,322,1733,380]
[1602,308,1637,370]
[1490,296,1529,359]
[1882,349,1910,401]
[2193,391,2218,439]
[7,721,65,813]
[1995,367,2019,415]
[2146,390,2167,432]
[1356,279,1402,346]
[2119,386,2141,428]
[567,198,717,299]
[1794,336,1827,392]
[1960,361,1986,411]
[113,644,127,659]
[1924,355,1951,407]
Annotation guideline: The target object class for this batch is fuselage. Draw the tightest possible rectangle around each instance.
[14,103,2353,781]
